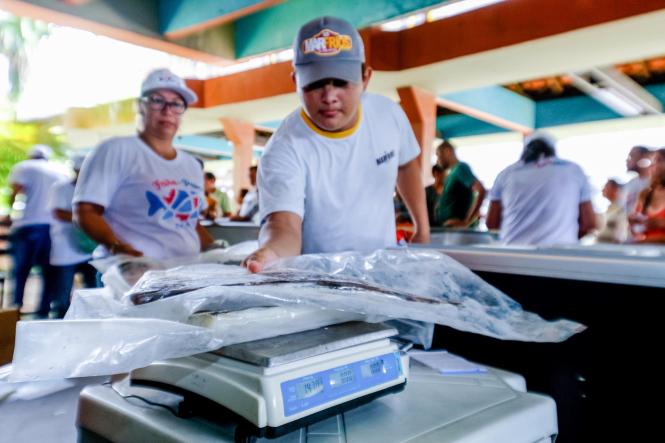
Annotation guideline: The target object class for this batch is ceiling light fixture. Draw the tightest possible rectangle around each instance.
[380,0,505,32]
[427,0,506,21]
[567,68,662,117]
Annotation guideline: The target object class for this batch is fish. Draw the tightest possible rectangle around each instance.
[128,268,458,307]
[146,188,200,222]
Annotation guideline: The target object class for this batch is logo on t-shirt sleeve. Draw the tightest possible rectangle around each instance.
[145,178,201,226]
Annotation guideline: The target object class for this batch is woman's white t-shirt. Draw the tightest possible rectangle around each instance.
[73,136,204,259]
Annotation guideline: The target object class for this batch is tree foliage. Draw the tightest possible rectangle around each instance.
[0,12,50,102]
[0,120,64,211]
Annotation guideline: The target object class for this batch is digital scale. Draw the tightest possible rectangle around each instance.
[129,321,408,439]
[77,346,559,443]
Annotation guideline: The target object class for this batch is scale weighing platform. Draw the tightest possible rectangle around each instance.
[124,322,404,439]
[77,322,558,442]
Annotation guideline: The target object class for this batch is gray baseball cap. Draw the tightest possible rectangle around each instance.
[293,16,365,88]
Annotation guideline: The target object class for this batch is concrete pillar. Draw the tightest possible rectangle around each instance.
[221,118,255,194]
[397,86,437,181]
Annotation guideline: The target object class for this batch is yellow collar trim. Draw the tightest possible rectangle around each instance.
[300,106,362,139]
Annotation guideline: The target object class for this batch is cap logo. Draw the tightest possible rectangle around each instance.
[301,29,352,56]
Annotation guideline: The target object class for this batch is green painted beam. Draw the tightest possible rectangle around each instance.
[234,0,445,58]
[437,114,508,138]
[437,83,665,138]
[23,0,160,36]
[535,95,620,128]
[159,0,266,35]
[439,86,536,132]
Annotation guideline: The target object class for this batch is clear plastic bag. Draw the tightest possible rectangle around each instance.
[9,247,585,382]
[91,241,260,298]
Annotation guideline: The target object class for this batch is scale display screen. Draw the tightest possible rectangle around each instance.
[295,377,324,399]
[281,352,402,417]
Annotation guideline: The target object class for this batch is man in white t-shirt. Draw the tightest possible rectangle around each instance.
[622,145,652,214]
[486,133,596,246]
[49,154,98,317]
[244,16,429,272]
[74,69,213,260]
[8,144,65,315]
[230,165,259,222]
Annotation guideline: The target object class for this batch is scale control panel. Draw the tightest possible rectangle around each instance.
[280,352,402,417]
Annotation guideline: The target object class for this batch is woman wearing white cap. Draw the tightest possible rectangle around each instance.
[73,69,213,260]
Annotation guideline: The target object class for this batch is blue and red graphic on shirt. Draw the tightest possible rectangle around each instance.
[145,178,201,225]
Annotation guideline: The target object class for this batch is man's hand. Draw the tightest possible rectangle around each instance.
[242,246,280,273]
[243,211,302,273]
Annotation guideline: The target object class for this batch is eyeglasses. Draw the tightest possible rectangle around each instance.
[141,95,187,115]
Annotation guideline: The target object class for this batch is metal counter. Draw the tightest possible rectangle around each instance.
[430,243,665,287]
[429,227,498,246]
[203,220,260,245]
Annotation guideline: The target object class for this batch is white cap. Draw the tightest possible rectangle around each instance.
[140,68,197,105]
[28,144,53,160]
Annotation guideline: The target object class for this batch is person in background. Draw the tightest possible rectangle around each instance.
[230,165,259,222]
[425,164,445,226]
[394,190,415,243]
[243,16,429,272]
[234,188,249,214]
[203,191,219,220]
[7,144,64,316]
[622,145,652,214]
[394,191,413,224]
[629,148,665,243]
[486,132,596,245]
[434,141,485,228]
[204,171,232,219]
[48,154,98,318]
[595,179,627,244]
[74,68,213,259]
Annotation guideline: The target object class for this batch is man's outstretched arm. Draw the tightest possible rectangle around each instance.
[243,211,302,273]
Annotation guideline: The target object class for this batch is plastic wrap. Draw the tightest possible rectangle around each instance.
[189,306,365,345]
[0,363,108,402]
[92,240,259,297]
[9,247,585,382]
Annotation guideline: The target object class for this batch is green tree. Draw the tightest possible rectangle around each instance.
[1,13,54,213]
[0,119,64,211]
[1,12,50,102]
